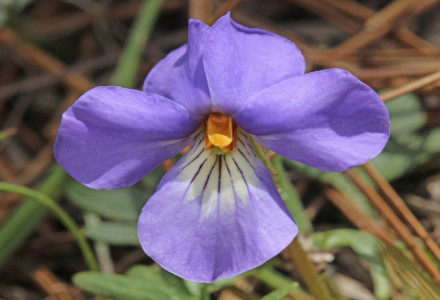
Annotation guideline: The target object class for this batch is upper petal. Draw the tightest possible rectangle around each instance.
[54,86,201,189]
[138,131,297,282]
[233,69,390,171]
[143,19,211,116]
[203,13,305,115]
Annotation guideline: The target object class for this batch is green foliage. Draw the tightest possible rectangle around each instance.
[66,167,164,246]
[272,156,313,234]
[67,183,147,222]
[261,283,299,300]
[74,266,195,300]
[385,93,426,136]
[371,93,440,180]
[85,222,139,245]
[310,229,391,300]
[382,243,440,300]
[0,0,33,26]
[371,129,440,181]
[0,166,70,267]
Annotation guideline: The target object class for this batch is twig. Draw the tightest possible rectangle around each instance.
[324,188,395,244]
[15,145,54,185]
[32,267,77,300]
[345,169,440,286]
[206,0,242,26]
[222,286,259,300]
[319,0,373,20]
[362,163,440,265]
[287,237,334,300]
[0,28,94,93]
[233,10,320,62]
[392,27,440,55]
[349,65,440,81]
[379,70,440,102]
[329,0,437,58]
[289,0,362,34]
[27,0,184,38]
[320,0,438,53]
[189,0,214,22]
[0,51,119,102]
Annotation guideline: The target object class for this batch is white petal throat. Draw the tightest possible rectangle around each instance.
[176,131,261,219]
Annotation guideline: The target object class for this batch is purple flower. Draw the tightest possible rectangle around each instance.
[54,13,389,282]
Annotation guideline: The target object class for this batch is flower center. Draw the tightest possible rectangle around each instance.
[204,113,238,153]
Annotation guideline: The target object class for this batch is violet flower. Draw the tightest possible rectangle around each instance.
[54,13,389,282]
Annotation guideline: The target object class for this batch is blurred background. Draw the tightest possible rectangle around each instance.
[1,0,440,299]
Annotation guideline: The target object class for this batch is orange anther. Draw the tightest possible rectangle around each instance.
[204,113,238,152]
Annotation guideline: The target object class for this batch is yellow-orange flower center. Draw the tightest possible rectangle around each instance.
[204,113,238,153]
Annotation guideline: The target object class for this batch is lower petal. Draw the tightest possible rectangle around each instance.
[138,131,297,282]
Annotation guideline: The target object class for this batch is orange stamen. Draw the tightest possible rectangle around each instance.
[204,113,238,152]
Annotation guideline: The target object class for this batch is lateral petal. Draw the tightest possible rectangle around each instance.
[54,86,201,189]
[138,131,297,282]
[233,69,390,171]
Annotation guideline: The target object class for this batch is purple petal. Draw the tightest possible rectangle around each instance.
[203,13,305,115]
[138,131,297,282]
[54,86,201,189]
[233,69,390,171]
[143,19,211,116]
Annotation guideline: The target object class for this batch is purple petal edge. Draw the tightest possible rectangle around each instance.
[54,86,200,189]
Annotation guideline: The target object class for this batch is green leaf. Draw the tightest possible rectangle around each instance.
[261,283,299,300]
[139,167,165,191]
[67,183,147,222]
[127,265,191,296]
[310,229,391,300]
[386,93,425,137]
[85,222,139,246]
[371,129,440,181]
[382,243,440,299]
[183,281,207,298]
[368,93,440,181]
[251,267,309,298]
[73,270,194,300]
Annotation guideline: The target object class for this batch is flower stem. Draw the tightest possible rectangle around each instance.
[0,182,98,271]
[272,156,312,235]
[250,139,335,299]
[288,238,334,300]
[0,166,70,267]
[249,136,277,176]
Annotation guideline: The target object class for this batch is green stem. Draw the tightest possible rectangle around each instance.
[250,140,334,299]
[0,166,70,267]
[84,213,114,274]
[288,238,334,300]
[272,156,312,235]
[111,0,164,87]
[249,136,277,176]
[0,182,98,271]
[253,268,309,298]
